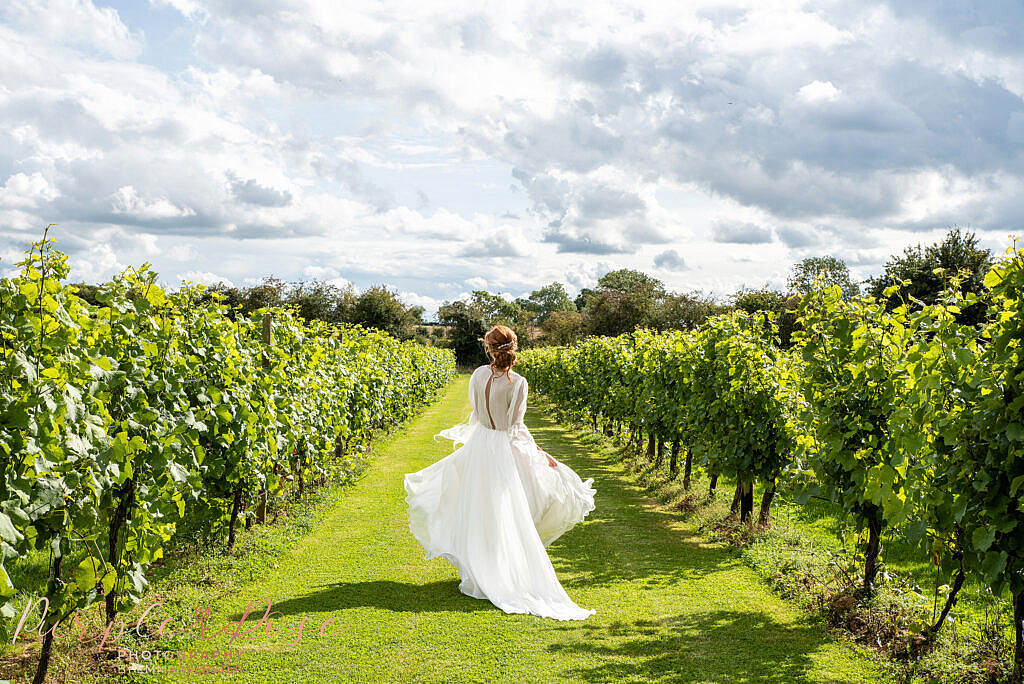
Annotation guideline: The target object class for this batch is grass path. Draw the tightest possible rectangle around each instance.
[156,375,887,683]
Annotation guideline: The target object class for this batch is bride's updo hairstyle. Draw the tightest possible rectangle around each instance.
[483,325,518,379]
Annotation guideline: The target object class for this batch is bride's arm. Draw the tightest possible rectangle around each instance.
[509,377,558,468]
[434,367,480,444]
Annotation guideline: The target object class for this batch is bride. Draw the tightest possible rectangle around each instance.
[404,325,597,620]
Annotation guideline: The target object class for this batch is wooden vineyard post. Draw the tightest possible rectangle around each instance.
[262,312,273,360]
[739,479,754,523]
[257,312,272,525]
[683,446,693,491]
[227,487,242,549]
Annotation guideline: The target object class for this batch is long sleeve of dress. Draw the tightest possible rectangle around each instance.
[507,376,541,456]
[434,371,480,445]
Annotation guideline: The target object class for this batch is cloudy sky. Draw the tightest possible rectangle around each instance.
[1,1,1022,317]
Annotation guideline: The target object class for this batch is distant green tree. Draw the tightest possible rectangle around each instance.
[788,256,859,300]
[541,309,584,345]
[584,291,639,337]
[470,290,522,327]
[437,300,487,366]
[351,286,417,339]
[731,287,800,348]
[866,228,993,325]
[249,278,290,310]
[286,281,353,324]
[598,269,666,298]
[526,282,576,324]
[574,287,597,312]
[206,277,287,316]
[732,287,787,315]
[68,282,101,306]
[583,269,666,336]
[204,278,429,337]
[654,291,724,331]
[514,295,540,323]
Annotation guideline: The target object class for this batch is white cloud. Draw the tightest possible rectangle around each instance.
[110,186,196,220]
[653,249,687,271]
[460,229,534,258]
[797,80,841,104]
[711,220,773,244]
[70,242,122,282]
[0,0,1022,306]
[167,243,199,261]
[0,173,60,208]
[301,265,354,289]
[149,0,205,20]
[177,270,234,287]
[399,290,441,313]
[1,0,142,59]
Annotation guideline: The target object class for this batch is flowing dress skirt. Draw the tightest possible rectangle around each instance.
[404,423,596,620]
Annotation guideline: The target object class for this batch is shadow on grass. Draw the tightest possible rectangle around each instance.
[549,609,847,683]
[228,579,495,619]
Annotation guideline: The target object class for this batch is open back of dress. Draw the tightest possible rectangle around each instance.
[481,368,509,428]
[476,367,519,431]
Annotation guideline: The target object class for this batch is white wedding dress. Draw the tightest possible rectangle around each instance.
[404,365,596,620]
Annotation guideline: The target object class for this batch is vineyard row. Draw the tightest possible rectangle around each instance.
[0,236,456,681]
[519,242,1024,677]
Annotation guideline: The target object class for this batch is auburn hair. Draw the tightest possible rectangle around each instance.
[483,325,518,379]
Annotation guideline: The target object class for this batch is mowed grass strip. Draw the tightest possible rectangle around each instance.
[147,374,887,684]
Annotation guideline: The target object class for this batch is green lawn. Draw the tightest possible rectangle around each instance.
[142,374,887,683]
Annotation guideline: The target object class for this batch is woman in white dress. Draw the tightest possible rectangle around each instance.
[404,325,597,620]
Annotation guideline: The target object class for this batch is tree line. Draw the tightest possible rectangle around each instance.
[3,235,456,683]
[72,278,429,343]
[440,228,993,365]
[65,228,991,366]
